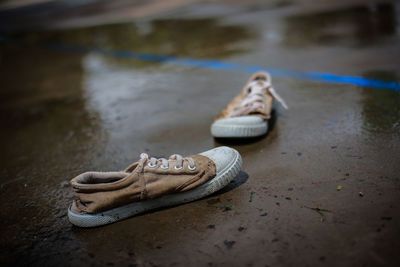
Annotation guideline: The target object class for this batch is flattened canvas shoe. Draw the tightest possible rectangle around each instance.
[68,146,242,227]
[211,71,288,138]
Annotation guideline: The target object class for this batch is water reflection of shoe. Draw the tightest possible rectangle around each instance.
[68,146,242,227]
[211,71,288,138]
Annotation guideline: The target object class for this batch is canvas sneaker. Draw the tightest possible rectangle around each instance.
[68,146,242,227]
[211,71,288,138]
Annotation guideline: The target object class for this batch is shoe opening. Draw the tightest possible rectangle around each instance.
[254,75,266,81]
[73,171,129,185]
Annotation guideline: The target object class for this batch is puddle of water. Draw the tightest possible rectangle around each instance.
[283,2,399,48]
[11,18,254,59]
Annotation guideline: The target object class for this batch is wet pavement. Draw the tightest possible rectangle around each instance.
[1,0,400,266]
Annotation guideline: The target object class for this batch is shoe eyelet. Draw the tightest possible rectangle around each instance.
[160,165,169,170]
[188,165,196,171]
[174,165,183,170]
[147,163,156,168]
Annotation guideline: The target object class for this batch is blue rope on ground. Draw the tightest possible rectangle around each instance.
[44,43,400,92]
[2,36,399,92]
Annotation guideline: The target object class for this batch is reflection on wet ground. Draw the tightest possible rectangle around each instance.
[0,40,111,261]
[0,0,400,266]
[281,1,400,136]
[284,3,399,47]
[361,70,400,136]
[14,18,253,59]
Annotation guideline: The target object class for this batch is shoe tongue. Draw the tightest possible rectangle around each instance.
[253,80,268,91]
[243,80,270,95]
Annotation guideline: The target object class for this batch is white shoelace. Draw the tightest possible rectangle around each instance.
[139,153,196,170]
[229,79,288,117]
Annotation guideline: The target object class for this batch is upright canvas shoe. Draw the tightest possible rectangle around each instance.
[68,146,242,227]
[211,71,288,138]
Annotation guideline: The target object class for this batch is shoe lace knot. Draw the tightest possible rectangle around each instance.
[229,79,288,117]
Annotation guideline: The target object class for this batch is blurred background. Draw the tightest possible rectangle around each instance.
[0,0,399,266]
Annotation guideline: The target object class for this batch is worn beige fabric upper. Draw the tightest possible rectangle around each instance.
[216,71,287,120]
[70,154,216,214]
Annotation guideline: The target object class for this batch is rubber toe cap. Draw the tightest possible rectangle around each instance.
[199,146,238,173]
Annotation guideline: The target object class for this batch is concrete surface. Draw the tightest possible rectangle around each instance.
[0,0,399,266]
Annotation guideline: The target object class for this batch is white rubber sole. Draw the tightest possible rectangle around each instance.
[211,116,268,138]
[68,147,242,227]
